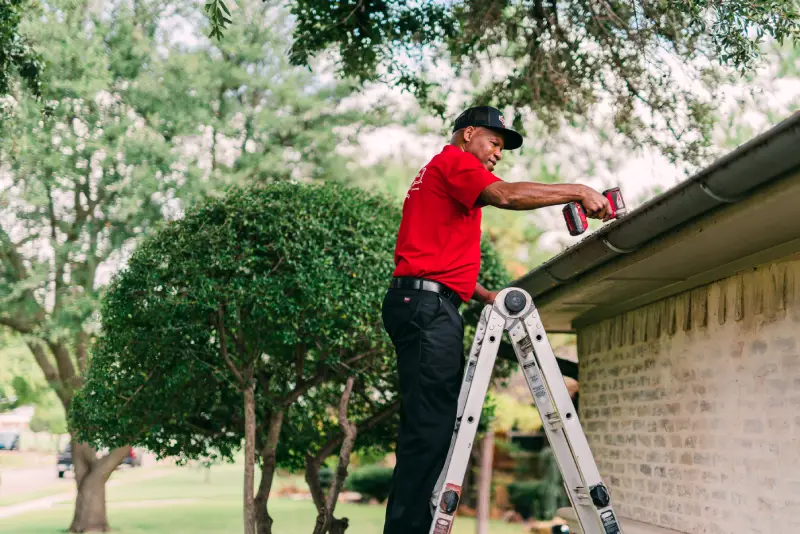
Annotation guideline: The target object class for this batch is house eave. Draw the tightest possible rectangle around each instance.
[470,111,800,333]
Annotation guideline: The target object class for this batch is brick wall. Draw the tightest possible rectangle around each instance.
[577,255,800,534]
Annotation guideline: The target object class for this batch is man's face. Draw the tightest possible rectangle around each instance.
[463,127,505,172]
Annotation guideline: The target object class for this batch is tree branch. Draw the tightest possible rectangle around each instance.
[75,330,89,374]
[294,344,305,385]
[46,340,78,405]
[255,409,284,521]
[0,316,34,334]
[280,349,380,409]
[0,227,30,282]
[316,398,400,462]
[119,370,154,410]
[46,184,67,314]
[97,446,133,480]
[218,303,245,386]
[325,376,356,515]
[26,340,66,405]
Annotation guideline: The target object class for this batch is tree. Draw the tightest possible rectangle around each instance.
[0,0,42,97]
[0,0,210,530]
[71,181,511,533]
[283,1,799,164]
[138,0,390,188]
[72,182,402,534]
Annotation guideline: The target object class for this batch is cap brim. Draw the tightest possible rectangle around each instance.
[488,127,523,150]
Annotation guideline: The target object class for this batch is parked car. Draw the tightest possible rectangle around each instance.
[57,443,73,478]
[57,445,142,478]
[122,447,143,467]
[0,431,20,450]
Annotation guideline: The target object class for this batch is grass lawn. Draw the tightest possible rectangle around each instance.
[0,464,174,507]
[0,451,55,469]
[2,463,528,534]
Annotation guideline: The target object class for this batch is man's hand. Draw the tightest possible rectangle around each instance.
[472,283,498,305]
[578,186,612,221]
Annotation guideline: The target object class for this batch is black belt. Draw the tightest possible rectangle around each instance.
[390,277,463,308]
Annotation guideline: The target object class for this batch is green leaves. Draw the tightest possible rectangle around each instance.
[0,0,43,97]
[281,0,800,165]
[72,182,404,465]
[205,0,233,41]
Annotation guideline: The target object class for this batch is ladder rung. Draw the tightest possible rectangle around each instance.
[573,486,591,504]
[546,412,562,431]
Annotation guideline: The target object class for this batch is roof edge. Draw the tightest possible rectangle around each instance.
[518,111,800,295]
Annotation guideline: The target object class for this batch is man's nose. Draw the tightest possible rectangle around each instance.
[495,149,502,161]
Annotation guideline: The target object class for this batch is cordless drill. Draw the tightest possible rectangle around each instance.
[562,187,627,236]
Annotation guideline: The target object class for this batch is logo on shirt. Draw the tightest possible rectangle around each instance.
[406,166,427,200]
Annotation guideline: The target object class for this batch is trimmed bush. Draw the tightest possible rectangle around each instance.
[507,480,557,520]
[344,465,394,502]
[319,467,334,490]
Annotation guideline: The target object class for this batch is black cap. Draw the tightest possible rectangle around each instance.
[452,106,523,150]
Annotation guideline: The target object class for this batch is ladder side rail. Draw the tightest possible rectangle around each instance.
[506,320,607,534]
[520,309,623,534]
[430,306,490,511]
[428,307,505,534]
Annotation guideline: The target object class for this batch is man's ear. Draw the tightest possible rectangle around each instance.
[462,126,474,143]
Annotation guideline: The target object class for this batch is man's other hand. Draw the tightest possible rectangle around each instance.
[485,291,498,305]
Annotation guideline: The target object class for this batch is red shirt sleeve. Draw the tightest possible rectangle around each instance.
[443,151,503,210]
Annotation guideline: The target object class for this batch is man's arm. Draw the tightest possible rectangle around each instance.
[479,182,611,219]
[472,282,497,304]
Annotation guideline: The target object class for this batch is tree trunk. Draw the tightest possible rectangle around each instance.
[476,431,494,534]
[307,377,357,534]
[68,440,129,533]
[244,383,256,534]
[255,410,284,534]
[328,517,349,534]
[70,469,108,533]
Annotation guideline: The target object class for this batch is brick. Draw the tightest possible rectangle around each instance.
[775,337,797,352]
[694,453,712,466]
[744,419,764,433]
[768,379,788,394]
[577,258,800,532]
[675,417,691,431]
[699,435,716,449]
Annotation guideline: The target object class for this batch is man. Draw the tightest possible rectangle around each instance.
[381,106,611,534]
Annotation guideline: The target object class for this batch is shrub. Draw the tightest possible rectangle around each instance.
[319,467,334,490]
[507,480,555,520]
[344,465,394,502]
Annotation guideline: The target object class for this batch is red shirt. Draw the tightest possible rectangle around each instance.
[392,145,502,303]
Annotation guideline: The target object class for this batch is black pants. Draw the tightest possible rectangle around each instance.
[381,287,465,534]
